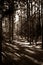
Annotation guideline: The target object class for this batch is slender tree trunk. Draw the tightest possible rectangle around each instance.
[39,0,43,48]
[11,0,14,41]
[0,1,3,62]
[9,15,12,43]
[21,8,22,38]
[41,0,43,49]
[41,13,43,49]
[27,0,30,43]
[0,18,2,62]
[12,15,14,41]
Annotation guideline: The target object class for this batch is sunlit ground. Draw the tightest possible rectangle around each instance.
[2,38,43,65]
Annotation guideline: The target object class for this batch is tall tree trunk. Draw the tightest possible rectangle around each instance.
[9,15,12,43]
[41,0,43,49]
[27,0,30,43]
[0,18,2,62]
[12,15,14,41]
[0,1,3,61]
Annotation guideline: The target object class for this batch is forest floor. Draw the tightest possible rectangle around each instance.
[2,39,43,65]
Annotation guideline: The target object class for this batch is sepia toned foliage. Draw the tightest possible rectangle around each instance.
[0,0,42,56]
[0,0,43,65]
[1,0,42,46]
